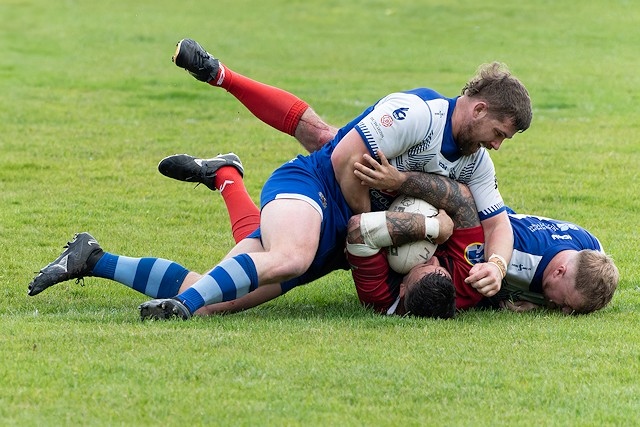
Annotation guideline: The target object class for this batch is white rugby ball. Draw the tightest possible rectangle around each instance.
[386,195,438,274]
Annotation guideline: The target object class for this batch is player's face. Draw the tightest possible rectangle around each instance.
[543,268,585,314]
[457,113,516,155]
[404,256,452,285]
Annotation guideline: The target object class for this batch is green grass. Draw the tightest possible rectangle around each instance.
[2,0,640,425]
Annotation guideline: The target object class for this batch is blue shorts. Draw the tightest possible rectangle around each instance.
[247,150,352,292]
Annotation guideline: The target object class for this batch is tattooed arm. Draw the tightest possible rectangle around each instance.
[347,209,453,247]
[398,172,479,229]
[353,152,480,229]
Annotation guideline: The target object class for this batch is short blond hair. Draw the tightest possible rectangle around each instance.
[574,250,619,314]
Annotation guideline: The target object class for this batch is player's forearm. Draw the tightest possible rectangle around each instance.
[399,172,480,228]
[385,212,429,246]
[481,212,513,266]
[346,212,421,248]
[347,211,450,249]
[463,212,512,297]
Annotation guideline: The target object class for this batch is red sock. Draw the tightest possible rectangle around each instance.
[209,64,308,136]
[214,167,260,243]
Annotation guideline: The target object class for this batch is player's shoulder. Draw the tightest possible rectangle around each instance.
[379,88,449,106]
[404,87,447,100]
[376,90,450,126]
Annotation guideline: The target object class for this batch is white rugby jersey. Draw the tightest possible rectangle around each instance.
[352,88,503,221]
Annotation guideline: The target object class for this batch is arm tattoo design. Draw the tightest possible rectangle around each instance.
[347,213,424,247]
[386,212,425,246]
[399,172,481,229]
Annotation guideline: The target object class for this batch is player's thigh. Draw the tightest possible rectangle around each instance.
[260,198,321,266]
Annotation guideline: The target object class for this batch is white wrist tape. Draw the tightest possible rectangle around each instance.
[424,216,440,242]
[346,243,381,257]
[360,211,393,248]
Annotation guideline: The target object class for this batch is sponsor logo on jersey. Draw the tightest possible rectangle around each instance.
[368,116,384,138]
[318,192,328,209]
[558,222,579,231]
[513,263,533,272]
[369,189,395,212]
[464,243,485,265]
[392,107,409,120]
[551,234,573,240]
[527,221,572,233]
[380,114,394,127]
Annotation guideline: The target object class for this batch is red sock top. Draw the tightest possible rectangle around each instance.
[211,64,308,136]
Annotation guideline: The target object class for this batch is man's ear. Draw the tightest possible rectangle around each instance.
[399,281,407,298]
[472,101,488,119]
[553,264,567,278]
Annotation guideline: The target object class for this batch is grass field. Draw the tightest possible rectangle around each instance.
[2,0,640,425]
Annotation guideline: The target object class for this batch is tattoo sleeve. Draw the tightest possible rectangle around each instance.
[385,212,427,246]
[399,172,481,229]
[347,212,424,246]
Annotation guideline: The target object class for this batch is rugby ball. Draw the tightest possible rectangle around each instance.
[386,195,438,274]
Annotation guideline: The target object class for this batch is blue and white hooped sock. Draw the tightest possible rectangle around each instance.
[177,254,259,313]
[92,253,189,298]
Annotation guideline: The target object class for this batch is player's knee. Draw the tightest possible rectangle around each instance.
[179,271,204,293]
[271,251,313,280]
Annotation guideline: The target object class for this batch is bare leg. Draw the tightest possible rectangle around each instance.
[195,284,283,316]
[295,107,339,152]
[175,39,337,153]
[178,237,290,316]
